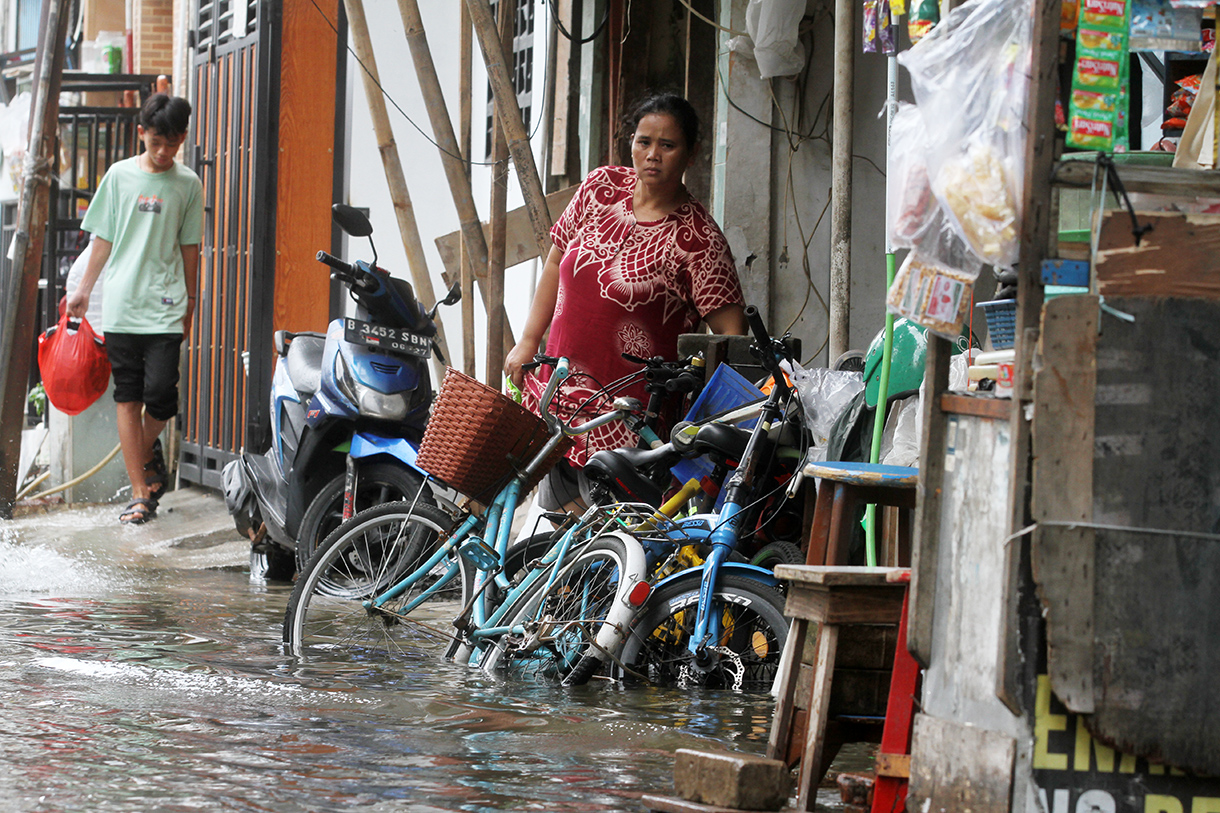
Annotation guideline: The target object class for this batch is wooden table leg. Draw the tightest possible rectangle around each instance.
[796,623,839,811]
[805,483,836,566]
[767,617,807,763]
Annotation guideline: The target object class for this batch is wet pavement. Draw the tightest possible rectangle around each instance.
[0,487,864,812]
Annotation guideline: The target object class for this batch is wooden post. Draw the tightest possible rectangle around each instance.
[395,0,514,369]
[459,2,476,378]
[343,0,448,380]
[0,0,69,516]
[464,0,554,257]
[485,0,511,385]
[828,0,854,362]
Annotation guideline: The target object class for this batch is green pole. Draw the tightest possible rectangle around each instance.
[864,53,901,567]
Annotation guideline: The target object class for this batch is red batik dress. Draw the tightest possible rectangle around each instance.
[522,165,744,466]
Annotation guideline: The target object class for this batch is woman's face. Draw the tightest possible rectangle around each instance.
[631,113,694,189]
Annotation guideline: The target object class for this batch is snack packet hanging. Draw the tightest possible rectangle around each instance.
[879,0,898,55]
[908,0,939,43]
[1080,0,1130,30]
[864,0,879,53]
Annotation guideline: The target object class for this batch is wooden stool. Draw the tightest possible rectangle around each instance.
[803,462,918,567]
[766,566,909,812]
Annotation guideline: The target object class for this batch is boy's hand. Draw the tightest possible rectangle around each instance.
[65,289,88,320]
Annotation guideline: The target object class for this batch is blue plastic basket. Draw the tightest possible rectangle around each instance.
[670,364,765,497]
[980,299,1017,350]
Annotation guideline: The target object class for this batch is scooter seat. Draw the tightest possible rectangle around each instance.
[285,334,326,397]
[585,444,680,507]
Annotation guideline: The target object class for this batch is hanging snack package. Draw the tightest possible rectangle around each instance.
[863,0,879,54]
[908,0,940,43]
[1062,0,1081,30]
[886,249,976,341]
[899,0,1034,269]
[1067,0,1130,151]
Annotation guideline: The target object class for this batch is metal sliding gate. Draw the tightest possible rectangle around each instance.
[179,0,278,489]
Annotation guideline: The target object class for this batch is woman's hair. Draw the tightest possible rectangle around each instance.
[625,92,699,149]
[140,93,192,138]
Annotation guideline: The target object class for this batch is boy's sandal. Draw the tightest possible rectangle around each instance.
[120,498,157,525]
[144,439,169,506]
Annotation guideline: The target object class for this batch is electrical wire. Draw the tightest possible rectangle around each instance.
[675,0,746,37]
[546,0,609,44]
[309,0,544,169]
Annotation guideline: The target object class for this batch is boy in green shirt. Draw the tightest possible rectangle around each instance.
[67,93,204,524]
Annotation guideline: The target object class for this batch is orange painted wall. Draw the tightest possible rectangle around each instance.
[273,0,338,333]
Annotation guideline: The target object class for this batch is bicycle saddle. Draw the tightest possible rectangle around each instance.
[585,444,680,507]
[691,422,750,464]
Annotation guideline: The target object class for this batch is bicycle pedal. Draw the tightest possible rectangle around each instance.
[458,537,499,570]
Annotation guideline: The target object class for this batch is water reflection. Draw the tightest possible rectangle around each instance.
[0,535,795,812]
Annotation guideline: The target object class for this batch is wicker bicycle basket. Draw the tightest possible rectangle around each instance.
[415,367,571,499]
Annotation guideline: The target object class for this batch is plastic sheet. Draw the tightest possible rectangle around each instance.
[726,0,807,79]
[898,0,1034,269]
[879,394,920,467]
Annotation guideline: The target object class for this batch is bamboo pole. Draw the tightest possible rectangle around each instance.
[464,0,553,257]
[395,0,515,368]
[343,0,447,380]
[0,0,69,516]
[828,0,854,362]
[485,0,511,385]
[459,2,476,378]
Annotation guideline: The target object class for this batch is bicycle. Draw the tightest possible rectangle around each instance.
[282,356,658,676]
[605,306,802,691]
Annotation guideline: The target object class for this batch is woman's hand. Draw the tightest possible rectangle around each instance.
[504,340,539,390]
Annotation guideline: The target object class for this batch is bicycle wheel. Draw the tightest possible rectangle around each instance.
[616,572,788,691]
[283,501,458,657]
[480,532,648,685]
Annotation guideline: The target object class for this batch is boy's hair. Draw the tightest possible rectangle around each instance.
[140,93,192,138]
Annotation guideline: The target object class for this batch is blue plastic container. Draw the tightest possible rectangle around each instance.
[671,364,765,499]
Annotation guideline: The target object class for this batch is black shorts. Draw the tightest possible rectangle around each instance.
[104,332,183,421]
[537,458,595,511]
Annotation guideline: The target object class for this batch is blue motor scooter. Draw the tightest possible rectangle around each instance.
[223,204,458,581]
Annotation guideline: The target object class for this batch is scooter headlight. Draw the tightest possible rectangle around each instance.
[333,351,409,420]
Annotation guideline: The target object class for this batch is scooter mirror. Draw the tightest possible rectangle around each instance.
[428,281,462,319]
[331,203,373,237]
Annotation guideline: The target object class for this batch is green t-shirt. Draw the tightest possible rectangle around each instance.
[80,155,204,334]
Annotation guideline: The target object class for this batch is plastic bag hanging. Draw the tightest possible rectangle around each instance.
[898,0,1035,269]
[37,313,111,416]
[726,0,807,79]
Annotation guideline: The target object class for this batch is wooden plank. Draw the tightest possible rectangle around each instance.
[274,0,337,334]
[774,566,908,587]
[876,753,911,778]
[783,586,906,626]
[796,624,838,810]
[908,713,1016,813]
[908,335,952,666]
[1030,295,1098,714]
[434,185,578,284]
[1087,297,1220,775]
[939,392,1010,421]
[1095,211,1220,299]
[1052,160,1220,197]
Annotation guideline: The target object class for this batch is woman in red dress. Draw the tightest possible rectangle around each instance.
[505,92,747,510]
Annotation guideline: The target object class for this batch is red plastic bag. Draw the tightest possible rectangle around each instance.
[37,312,111,416]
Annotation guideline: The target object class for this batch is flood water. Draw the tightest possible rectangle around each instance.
[0,504,863,812]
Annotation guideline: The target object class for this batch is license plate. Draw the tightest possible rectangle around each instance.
[343,318,432,359]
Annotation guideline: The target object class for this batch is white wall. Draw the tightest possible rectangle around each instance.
[342,0,552,385]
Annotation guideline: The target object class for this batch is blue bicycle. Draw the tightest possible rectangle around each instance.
[610,306,798,690]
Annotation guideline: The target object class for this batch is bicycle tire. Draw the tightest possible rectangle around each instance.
[295,462,430,571]
[479,532,647,684]
[283,501,458,657]
[615,571,788,690]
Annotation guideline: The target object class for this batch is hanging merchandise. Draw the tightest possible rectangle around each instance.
[864,0,880,53]
[1173,48,1217,170]
[886,209,985,339]
[908,0,940,43]
[887,103,938,248]
[1067,0,1131,152]
[898,0,1035,269]
[1129,0,1205,52]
